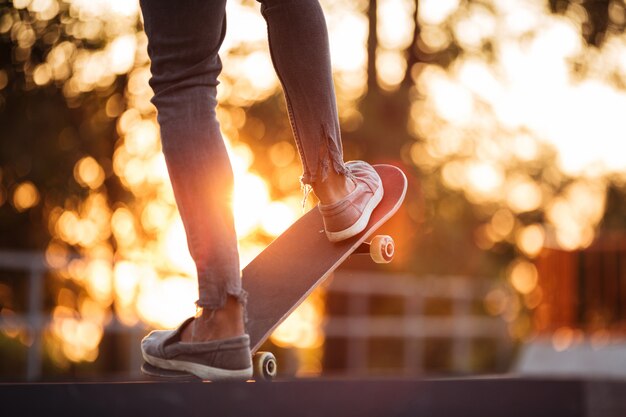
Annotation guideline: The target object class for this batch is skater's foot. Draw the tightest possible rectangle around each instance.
[317,161,383,242]
[141,296,252,381]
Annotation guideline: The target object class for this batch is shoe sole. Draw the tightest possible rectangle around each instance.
[143,352,252,381]
[325,184,384,242]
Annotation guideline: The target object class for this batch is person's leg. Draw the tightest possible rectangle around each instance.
[258,0,383,240]
[258,0,350,193]
[139,0,244,342]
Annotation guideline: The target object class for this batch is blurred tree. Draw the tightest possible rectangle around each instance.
[0,2,130,251]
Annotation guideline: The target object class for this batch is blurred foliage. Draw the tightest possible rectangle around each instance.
[0,0,132,251]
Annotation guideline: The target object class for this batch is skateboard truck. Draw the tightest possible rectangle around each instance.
[354,235,395,263]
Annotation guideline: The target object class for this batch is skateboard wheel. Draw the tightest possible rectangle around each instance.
[370,235,394,263]
[253,351,277,380]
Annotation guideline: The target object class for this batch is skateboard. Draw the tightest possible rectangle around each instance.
[142,164,408,380]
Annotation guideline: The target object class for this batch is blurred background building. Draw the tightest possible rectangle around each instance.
[2,0,626,380]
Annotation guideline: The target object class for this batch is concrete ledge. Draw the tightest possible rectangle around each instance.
[2,376,625,417]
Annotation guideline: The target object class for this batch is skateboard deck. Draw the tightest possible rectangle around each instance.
[142,164,407,380]
[245,164,407,353]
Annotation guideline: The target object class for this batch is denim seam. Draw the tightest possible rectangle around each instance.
[262,9,311,184]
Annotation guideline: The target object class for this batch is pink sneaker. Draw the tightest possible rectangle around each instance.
[318,161,384,242]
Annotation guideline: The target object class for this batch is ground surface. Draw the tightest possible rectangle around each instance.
[2,376,625,417]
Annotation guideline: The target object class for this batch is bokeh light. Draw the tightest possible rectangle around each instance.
[12,181,40,212]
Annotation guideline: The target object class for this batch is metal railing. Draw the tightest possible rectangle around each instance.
[0,250,47,380]
[325,271,512,375]
[0,250,512,379]
[0,250,146,381]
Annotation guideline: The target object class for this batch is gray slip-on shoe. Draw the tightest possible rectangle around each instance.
[318,161,384,242]
[141,317,252,381]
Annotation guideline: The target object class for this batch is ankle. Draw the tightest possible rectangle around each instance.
[198,297,243,325]
[182,296,245,342]
[313,171,355,205]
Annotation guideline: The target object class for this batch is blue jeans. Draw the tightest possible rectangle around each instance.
[139,0,348,309]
